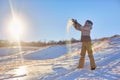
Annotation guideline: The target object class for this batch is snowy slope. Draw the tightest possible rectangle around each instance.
[0,47,41,63]
[55,37,120,80]
[0,47,38,56]
[0,36,120,80]
[24,45,68,60]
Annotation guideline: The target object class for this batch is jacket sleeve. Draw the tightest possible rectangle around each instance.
[73,22,82,31]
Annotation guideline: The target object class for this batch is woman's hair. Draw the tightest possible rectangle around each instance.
[86,20,93,25]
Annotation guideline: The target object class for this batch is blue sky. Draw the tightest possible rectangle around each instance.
[0,0,120,41]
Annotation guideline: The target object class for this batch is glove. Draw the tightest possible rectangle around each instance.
[71,19,77,25]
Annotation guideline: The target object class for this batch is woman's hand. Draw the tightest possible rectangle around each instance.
[71,19,77,25]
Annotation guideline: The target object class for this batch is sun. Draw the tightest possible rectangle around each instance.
[8,16,24,39]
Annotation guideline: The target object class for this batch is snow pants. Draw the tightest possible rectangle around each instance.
[78,42,96,68]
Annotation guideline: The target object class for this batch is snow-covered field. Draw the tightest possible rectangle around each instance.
[0,36,120,80]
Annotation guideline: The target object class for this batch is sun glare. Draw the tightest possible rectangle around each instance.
[15,66,27,76]
[8,16,24,39]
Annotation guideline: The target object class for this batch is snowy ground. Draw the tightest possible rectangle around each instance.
[0,37,120,80]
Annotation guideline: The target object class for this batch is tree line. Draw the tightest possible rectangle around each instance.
[0,38,80,47]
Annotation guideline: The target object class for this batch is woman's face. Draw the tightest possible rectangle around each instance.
[84,22,92,27]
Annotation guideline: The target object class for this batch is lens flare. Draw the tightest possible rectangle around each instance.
[8,0,26,64]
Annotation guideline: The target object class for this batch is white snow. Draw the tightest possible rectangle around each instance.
[24,45,68,60]
[0,37,120,80]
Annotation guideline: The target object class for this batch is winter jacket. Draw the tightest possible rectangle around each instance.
[73,22,92,42]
